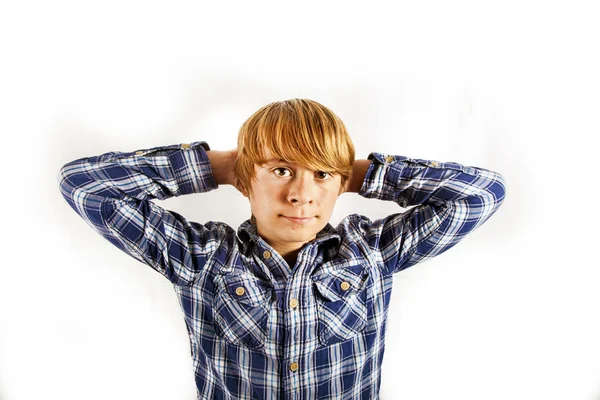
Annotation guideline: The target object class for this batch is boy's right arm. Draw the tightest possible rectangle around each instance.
[58,141,233,286]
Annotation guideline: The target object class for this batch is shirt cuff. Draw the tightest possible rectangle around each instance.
[358,152,405,202]
[169,141,218,195]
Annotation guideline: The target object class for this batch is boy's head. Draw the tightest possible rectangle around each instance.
[234,98,355,256]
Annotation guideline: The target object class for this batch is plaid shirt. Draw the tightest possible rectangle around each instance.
[58,141,506,399]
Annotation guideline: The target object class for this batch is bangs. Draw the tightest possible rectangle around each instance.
[239,99,354,175]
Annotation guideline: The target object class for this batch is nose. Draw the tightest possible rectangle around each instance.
[287,173,315,205]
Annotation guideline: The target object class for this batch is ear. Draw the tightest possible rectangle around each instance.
[240,183,249,198]
[234,176,249,198]
[338,180,346,196]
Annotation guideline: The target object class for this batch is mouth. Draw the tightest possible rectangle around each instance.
[282,216,315,224]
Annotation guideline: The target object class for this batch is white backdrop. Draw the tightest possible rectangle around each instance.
[1,1,599,399]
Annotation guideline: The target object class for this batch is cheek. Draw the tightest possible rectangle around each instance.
[319,189,339,209]
[250,190,277,215]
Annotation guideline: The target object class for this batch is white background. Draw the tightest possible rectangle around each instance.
[1,1,599,399]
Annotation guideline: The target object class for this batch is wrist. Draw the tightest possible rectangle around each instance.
[206,150,237,186]
[344,159,370,193]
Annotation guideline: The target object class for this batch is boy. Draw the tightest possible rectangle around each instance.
[58,98,506,399]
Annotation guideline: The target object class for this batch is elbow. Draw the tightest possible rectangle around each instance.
[491,172,507,209]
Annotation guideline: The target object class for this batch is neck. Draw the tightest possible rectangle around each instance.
[281,250,300,268]
[267,241,304,268]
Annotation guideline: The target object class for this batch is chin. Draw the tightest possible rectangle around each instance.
[281,229,318,243]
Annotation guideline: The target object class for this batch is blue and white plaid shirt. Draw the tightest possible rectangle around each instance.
[58,141,506,399]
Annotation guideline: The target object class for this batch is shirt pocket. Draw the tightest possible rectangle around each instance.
[312,262,370,346]
[213,273,273,350]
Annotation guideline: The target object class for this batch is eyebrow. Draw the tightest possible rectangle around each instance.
[261,160,336,174]
[263,158,288,165]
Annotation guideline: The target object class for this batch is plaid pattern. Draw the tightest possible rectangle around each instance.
[58,141,506,399]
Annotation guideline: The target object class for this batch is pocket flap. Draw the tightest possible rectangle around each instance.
[218,274,273,306]
[312,263,368,302]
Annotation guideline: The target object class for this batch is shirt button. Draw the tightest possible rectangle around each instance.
[385,155,394,163]
[289,298,299,309]
[181,143,190,149]
[430,161,439,167]
[135,151,144,155]
[235,287,245,296]
[289,362,299,372]
[263,250,271,259]
[340,281,350,291]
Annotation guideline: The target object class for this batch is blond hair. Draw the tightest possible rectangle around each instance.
[234,98,355,193]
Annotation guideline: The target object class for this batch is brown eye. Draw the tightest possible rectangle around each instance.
[315,171,331,180]
[274,168,291,177]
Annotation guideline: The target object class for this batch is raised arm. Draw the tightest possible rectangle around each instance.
[206,149,238,187]
[58,141,235,286]
[346,152,507,276]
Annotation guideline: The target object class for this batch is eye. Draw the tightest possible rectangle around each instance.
[315,171,332,180]
[273,167,292,177]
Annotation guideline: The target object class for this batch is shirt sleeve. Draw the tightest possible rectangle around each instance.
[357,152,507,276]
[58,141,225,286]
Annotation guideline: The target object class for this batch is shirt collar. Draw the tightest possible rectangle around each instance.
[236,219,341,254]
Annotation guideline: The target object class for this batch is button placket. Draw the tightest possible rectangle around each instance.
[287,294,299,343]
[284,283,301,381]
[289,296,299,340]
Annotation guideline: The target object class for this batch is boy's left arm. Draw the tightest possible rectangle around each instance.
[343,152,507,276]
